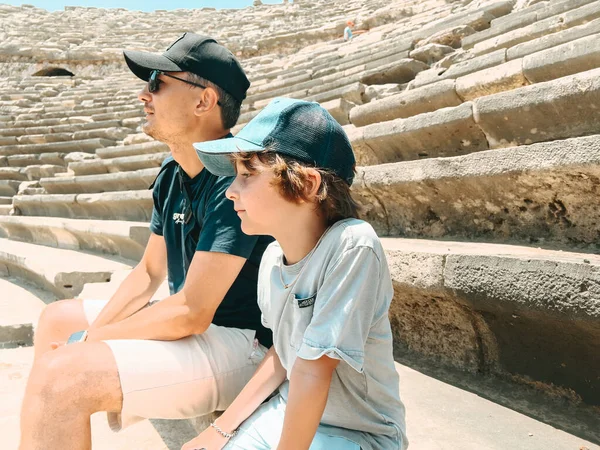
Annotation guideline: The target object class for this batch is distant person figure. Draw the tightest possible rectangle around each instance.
[344,20,354,41]
[19,32,273,450]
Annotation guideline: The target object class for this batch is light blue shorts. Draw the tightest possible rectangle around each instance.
[224,395,361,449]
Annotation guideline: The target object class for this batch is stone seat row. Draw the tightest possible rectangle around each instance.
[10,133,600,254]
[347,67,600,166]
[0,212,598,407]
[350,31,600,127]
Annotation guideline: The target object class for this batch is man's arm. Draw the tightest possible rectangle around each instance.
[89,233,168,330]
[277,356,340,450]
[87,249,246,341]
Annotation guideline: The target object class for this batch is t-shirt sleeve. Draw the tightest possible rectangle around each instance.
[196,176,259,258]
[296,246,382,373]
[149,179,164,236]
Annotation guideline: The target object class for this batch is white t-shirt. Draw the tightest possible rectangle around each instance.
[258,218,407,450]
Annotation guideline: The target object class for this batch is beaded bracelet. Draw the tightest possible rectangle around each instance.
[210,421,238,439]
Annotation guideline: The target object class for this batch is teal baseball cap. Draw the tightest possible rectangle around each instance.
[193,97,356,185]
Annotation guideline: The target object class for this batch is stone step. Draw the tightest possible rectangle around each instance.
[0,138,115,157]
[0,197,12,205]
[0,205,12,215]
[0,180,21,197]
[69,152,169,176]
[0,168,28,182]
[506,16,600,61]
[383,236,600,408]
[0,238,131,298]
[471,0,600,57]
[462,0,595,49]
[350,67,600,165]
[1,338,598,449]
[6,153,66,168]
[96,141,169,159]
[13,190,153,222]
[352,32,600,127]
[0,216,150,262]
[354,134,600,250]
[39,168,159,194]
[0,277,55,348]
[3,118,120,133]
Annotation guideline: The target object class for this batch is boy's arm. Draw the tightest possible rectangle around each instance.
[87,248,246,341]
[277,356,340,450]
[182,346,287,450]
[89,233,167,329]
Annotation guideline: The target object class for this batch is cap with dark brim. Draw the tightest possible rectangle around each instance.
[123,50,184,81]
[193,136,264,177]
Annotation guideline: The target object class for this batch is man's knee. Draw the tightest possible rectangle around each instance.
[36,299,86,340]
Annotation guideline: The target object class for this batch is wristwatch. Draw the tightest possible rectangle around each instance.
[66,330,88,344]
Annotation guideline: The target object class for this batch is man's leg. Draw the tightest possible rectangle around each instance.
[19,341,123,450]
[33,299,89,362]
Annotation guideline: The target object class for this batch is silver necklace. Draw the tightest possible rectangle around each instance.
[279,227,330,290]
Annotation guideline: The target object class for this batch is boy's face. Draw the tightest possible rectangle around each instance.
[226,159,298,236]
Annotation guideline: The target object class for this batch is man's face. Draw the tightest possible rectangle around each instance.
[137,71,199,144]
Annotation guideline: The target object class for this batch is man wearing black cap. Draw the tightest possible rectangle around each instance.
[19,33,273,449]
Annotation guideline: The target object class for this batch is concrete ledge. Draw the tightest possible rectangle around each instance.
[353,134,600,249]
[13,190,153,221]
[384,237,600,405]
[0,216,150,261]
[0,238,130,298]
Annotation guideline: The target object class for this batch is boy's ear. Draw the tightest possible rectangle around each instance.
[304,168,322,200]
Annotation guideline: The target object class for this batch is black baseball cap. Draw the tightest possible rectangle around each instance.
[193,98,356,185]
[123,32,250,102]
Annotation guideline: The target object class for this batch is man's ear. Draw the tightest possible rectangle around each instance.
[194,87,219,116]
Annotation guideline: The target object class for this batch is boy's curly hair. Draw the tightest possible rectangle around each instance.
[231,151,360,225]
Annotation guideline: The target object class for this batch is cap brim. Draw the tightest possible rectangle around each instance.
[193,137,264,177]
[123,50,183,81]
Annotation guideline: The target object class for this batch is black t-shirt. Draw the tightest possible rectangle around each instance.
[149,155,273,347]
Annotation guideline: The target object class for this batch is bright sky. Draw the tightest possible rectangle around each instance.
[1,0,285,11]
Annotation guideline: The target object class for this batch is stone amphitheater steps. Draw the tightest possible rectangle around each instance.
[0,238,131,298]
[0,276,55,348]
[382,236,600,407]
[38,167,159,194]
[348,67,600,165]
[470,0,600,57]
[13,190,153,221]
[462,0,597,49]
[0,216,150,261]
[69,152,169,176]
[96,141,168,159]
[0,138,115,157]
[0,119,122,136]
[1,346,598,450]
[350,33,600,126]
[353,134,600,251]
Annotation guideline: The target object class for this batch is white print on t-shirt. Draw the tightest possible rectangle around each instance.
[173,212,185,224]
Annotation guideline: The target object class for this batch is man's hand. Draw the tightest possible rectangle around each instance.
[181,425,230,450]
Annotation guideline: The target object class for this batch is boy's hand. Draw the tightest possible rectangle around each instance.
[180,426,230,450]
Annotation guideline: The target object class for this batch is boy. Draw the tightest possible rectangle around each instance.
[186,98,407,449]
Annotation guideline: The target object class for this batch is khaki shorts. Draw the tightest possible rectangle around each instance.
[83,299,267,431]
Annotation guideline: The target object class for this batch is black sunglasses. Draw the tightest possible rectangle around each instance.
[148,70,221,105]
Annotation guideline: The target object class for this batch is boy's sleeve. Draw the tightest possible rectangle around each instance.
[196,176,259,258]
[296,246,383,373]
